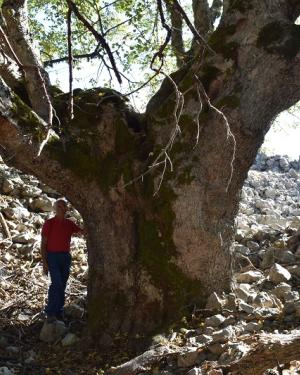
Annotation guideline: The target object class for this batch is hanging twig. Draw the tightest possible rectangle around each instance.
[67,0,74,121]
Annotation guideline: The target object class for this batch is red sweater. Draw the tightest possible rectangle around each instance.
[42,216,81,252]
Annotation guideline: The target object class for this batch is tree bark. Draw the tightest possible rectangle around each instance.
[218,330,300,375]
[0,0,300,346]
[1,0,52,123]
[166,2,186,67]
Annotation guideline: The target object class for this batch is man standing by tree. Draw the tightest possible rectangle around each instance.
[41,199,85,322]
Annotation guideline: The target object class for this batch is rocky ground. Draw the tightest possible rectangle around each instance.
[0,153,300,374]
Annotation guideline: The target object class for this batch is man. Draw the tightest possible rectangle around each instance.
[41,198,85,322]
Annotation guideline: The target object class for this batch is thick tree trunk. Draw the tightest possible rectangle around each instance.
[0,81,263,342]
[0,0,300,345]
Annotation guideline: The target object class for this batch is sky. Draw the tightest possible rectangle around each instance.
[48,60,300,160]
[264,111,300,159]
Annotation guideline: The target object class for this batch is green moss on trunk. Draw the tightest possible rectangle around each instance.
[227,0,253,13]
[206,24,240,62]
[137,181,203,324]
[11,94,47,142]
[257,22,300,59]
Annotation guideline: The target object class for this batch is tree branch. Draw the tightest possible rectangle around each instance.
[210,0,223,24]
[150,0,172,71]
[43,46,101,67]
[165,0,213,53]
[218,330,300,375]
[68,0,122,84]
[0,49,22,90]
[165,1,185,67]
[0,76,88,209]
[192,0,212,36]
[1,0,52,124]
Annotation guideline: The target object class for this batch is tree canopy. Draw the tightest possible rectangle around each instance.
[24,0,221,106]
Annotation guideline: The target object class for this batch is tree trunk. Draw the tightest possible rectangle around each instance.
[0,81,265,341]
[0,0,300,345]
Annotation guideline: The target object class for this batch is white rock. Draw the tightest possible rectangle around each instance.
[282,291,299,302]
[195,334,213,345]
[12,233,35,244]
[234,244,250,256]
[212,326,235,343]
[269,263,291,284]
[207,370,223,375]
[39,320,67,343]
[234,283,255,302]
[21,185,42,198]
[244,321,262,332]
[2,179,14,194]
[239,301,255,314]
[272,283,292,299]
[3,207,30,220]
[253,292,274,308]
[187,368,202,375]
[205,292,225,310]
[264,188,277,199]
[204,314,225,328]
[235,270,263,283]
[177,348,199,368]
[61,333,78,347]
[39,183,58,195]
[218,342,249,365]
[65,304,84,319]
[0,367,13,375]
[30,196,55,212]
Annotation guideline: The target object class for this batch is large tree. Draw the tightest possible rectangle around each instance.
[0,0,299,344]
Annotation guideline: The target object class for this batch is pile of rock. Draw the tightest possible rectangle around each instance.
[0,157,87,371]
[252,152,300,172]
[237,153,300,236]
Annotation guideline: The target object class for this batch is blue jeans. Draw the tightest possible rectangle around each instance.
[45,252,71,317]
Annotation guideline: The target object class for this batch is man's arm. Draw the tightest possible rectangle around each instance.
[40,235,48,275]
[70,220,87,237]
